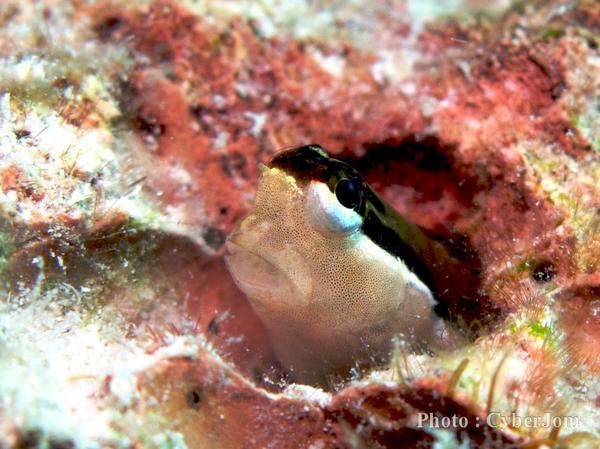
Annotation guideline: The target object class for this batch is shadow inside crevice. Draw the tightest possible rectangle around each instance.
[343,137,501,332]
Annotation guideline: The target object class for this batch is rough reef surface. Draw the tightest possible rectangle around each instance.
[0,0,599,448]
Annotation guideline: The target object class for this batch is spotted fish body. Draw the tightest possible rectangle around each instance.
[225,145,460,385]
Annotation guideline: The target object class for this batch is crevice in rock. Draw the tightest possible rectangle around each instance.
[344,137,500,330]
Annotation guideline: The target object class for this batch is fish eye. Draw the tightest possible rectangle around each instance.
[306,182,362,236]
[335,178,362,210]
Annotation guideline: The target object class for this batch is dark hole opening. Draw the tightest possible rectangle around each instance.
[344,137,473,237]
[531,259,556,283]
[186,388,203,410]
[133,114,166,138]
[94,16,124,41]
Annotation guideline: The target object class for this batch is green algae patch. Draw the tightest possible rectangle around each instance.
[538,27,563,39]
[528,320,554,341]
[0,230,14,275]
[574,103,600,154]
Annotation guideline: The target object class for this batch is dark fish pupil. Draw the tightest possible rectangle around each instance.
[335,178,361,209]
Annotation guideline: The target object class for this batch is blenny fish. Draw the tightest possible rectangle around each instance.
[225,144,464,385]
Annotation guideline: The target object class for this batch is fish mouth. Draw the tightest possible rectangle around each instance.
[224,240,294,306]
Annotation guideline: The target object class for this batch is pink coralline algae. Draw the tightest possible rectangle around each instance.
[1,1,600,448]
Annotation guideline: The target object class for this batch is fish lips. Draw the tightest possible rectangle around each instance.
[224,240,301,310]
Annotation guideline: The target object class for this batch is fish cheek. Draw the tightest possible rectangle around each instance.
[227,219,315,311]
[272,247,314,305]
[226,251,316,331]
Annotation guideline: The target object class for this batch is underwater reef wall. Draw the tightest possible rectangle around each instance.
[0,0,599,448]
